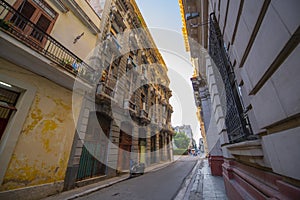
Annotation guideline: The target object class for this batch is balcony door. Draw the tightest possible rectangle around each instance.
[8,0,57,46]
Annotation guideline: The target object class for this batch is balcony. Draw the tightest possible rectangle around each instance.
[123,99,137,115]
[129,33,138,54]
[0,0,95,88]
[126,58,139,74]
[162,123,175,135]
[139,109,150,124]
[96,82,115,104]
[140,74,148,85]
[160,98,167,106]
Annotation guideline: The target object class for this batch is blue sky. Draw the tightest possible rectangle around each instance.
[136,0,201,144]
[135,1,182,32]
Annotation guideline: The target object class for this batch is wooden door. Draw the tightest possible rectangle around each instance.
[118,130,132,171]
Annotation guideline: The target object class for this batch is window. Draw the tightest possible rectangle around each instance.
[8,0,57,45]
[0,87,20,140]
[141,93,146,110]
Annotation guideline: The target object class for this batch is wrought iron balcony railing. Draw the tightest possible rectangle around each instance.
[209,13,253,143]
[0,0,95,84]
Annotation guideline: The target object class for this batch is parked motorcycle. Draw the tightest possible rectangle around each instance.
[129,160,145,177]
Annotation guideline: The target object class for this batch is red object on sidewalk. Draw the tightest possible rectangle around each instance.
[208,155,224,176]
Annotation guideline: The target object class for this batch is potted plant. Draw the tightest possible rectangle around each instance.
[0,19,10,30]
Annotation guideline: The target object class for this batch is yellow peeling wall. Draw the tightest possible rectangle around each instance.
[0,59,78,191]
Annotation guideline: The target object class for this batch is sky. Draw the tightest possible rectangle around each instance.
[135,0,202,145]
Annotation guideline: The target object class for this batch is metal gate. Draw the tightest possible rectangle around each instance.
[76,143,105,180]
[76,113,111,180]
[209,13,252,143]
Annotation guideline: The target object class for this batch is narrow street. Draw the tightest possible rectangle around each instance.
[1,0,299,199]
[77,156,198,200]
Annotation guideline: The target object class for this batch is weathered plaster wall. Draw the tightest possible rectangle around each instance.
[0,59,77,191]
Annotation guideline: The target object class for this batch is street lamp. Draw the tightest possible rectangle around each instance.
[186,12,210,28]
[190,21,210,28]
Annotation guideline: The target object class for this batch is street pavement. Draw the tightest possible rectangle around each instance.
[76,156,198,200]
[44,155,227,200]
[177,158,228,200]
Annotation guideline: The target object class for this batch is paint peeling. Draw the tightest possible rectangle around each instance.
[42,120,57,134]
[1,72,78,191]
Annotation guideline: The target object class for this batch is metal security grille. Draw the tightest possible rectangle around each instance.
[76,143,105,180]
[208,13,252,143]
[76,113,110,181]
[0,87,20,140]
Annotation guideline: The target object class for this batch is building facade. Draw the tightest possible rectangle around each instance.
[180,0,224,176]
[0,0,100,198]
[0,0,173,199]
[174,125,196,149]
[64,0,174,190]
[180,0,300,199]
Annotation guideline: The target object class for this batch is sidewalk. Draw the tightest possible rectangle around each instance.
[175,157,228,200]
[43,159,178,200]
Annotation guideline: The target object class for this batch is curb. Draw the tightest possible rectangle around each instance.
[51,160,176,200]
[66,176,129,200]
[173,159,201,200]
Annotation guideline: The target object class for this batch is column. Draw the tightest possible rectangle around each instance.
[156,131,160,163]
[106,119,120,177]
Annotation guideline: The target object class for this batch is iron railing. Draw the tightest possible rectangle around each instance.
[209,13,252,143]
[0,0,96,84]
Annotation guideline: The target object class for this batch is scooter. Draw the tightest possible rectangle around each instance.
[129,160,145,177]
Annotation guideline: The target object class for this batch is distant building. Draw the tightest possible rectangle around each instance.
[198,138,204,153]
[174,125,193,139]
[174,125,196,148]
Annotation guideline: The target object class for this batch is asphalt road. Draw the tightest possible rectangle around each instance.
[77,156,198,200]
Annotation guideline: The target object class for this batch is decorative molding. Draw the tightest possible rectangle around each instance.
[49,0,69,13]
[63,0,100,34]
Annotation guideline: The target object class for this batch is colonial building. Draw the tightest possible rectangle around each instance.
[0,0,173,199]
[64,0,174,190]
[0,0,100,198]
[180,0,300,199]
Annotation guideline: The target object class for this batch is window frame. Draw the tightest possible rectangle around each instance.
[8,0,58,47]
